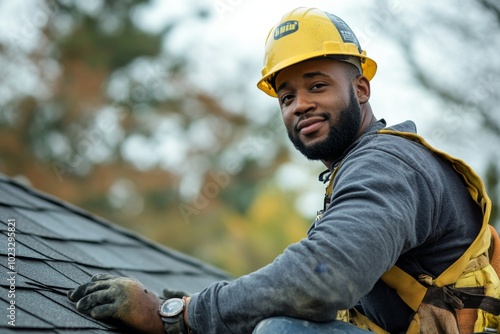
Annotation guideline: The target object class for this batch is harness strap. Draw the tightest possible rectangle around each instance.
[377,129,492,287]
[379,130,500,334]
[328,129,496,332]
[444,287,500,315]
[489,225,500,277]
[380,266,427,312]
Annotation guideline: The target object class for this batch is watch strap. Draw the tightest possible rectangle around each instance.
[159,298,189,334]
[162,313,187,334]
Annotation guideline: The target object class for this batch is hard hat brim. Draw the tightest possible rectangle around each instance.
[257,53,377,98]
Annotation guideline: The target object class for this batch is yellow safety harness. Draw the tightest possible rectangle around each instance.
[329,129,500,333]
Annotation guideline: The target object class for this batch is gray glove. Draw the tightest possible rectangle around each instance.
[67,273,163,333]
[162,287,191,299]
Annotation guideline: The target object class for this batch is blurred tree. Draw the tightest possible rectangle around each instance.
[374,0,500,226]
[0,0,307,275]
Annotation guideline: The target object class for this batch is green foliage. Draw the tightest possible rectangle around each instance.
[57,14,162,70]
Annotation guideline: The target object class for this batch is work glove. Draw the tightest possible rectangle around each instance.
[162,287,191,299]
[67,273,163,334]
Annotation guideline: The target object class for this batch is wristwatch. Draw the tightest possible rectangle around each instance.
[159,298,188,334]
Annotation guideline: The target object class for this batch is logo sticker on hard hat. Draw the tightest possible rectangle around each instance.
[274,20,299,40]
[325,13,362,53]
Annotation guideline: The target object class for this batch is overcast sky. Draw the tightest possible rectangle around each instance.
[139,0,442,131]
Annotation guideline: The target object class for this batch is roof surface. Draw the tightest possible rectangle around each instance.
[0,174,230,333]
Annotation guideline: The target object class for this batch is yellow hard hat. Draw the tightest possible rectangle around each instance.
[257,7,377,97]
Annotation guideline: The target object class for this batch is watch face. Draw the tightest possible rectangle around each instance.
[160,298,184,317]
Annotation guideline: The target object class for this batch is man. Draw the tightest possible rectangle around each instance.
[68,7,499,333]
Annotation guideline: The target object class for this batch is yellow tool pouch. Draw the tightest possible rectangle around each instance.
[332,129,500,333]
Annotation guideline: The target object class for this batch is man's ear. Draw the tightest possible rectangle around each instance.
[354,75,370,104]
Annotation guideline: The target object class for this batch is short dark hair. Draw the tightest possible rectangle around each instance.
[336,60,361,82]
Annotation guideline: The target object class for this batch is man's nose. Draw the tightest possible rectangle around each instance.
[293,91,315,116]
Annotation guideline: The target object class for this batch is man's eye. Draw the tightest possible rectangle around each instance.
[280,94,293,105]
[311,83,326,90]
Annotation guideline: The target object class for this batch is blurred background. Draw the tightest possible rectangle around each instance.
[0,0,498,277]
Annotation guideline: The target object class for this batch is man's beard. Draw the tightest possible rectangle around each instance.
[288,85,361,161]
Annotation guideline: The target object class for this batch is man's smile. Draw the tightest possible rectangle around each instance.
[296,116,328,136]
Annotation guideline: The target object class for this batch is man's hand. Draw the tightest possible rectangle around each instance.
[67,273,164,334]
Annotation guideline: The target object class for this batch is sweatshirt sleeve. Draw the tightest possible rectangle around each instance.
[187,144,436,334]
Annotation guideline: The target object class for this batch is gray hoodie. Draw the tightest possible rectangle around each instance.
[187,120,482,333]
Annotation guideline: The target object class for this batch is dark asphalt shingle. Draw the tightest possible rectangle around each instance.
[0,297,53,329]
[1,210,63,239]
[0,232,51,261]
[16,235,74,261]
[45,261,94,285]
[0,175,231,332]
